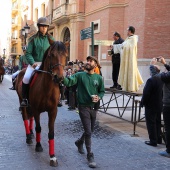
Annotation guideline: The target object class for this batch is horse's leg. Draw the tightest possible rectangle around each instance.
[22,107,33,144]
[29,116,34,139]
[48,110,58,167]
[34,112,43,152]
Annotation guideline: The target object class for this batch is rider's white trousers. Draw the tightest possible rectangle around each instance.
[23,63,41,84]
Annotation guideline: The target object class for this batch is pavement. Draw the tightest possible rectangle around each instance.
[0,75,170,170]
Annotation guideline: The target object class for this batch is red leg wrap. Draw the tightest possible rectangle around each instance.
[36,133,41,143]
[29,117,34,131]
[49,139,55,156]
[24,120,30,135]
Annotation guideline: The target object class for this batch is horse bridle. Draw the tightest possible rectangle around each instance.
[36,42,65,83]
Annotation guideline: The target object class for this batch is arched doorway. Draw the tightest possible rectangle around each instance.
[63,27,70,62]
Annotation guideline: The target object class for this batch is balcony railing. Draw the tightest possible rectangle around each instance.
[11,48,17,53]
[53,3,69,20]
[12,4,18,15]
[46,14,52,24]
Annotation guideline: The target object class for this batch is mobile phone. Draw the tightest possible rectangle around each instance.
[156,58,160,61]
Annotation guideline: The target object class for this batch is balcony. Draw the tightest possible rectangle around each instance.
[12,4,18,15]
[11,47,17,56]
[46,14,55,30]
[12,18,18,29]
[11,36,18,45]
[46,14,52,24]
[52,3,70,24]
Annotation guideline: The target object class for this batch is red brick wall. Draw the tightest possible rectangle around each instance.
[80,1,127,61]
[76,0,170,61]
[123,0,145,58]
[76,21,85,61]
[144,0,170,59]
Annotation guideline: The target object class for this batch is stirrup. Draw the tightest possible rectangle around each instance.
[20,99,28,107]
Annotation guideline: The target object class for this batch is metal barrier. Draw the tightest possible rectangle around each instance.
[99,88,143,135]
[99,88,166,143]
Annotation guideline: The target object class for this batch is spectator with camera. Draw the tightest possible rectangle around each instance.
[154,56,170,158]
[141,58,163,147]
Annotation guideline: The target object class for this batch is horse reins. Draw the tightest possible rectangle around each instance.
[36,41,65,82]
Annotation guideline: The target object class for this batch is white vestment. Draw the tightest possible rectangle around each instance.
[113,35,143,92]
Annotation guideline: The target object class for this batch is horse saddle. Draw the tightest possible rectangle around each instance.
[29,71,39,88]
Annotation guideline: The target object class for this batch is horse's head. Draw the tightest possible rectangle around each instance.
[43,37,69,83]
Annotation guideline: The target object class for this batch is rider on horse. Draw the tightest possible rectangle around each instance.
[20,17,55,107]
[9,46,28,90]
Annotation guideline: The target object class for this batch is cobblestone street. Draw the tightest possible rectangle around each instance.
[0,76,170,170]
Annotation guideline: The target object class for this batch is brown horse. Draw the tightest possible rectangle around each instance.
[15,39,68,166]
[0,58,5,83]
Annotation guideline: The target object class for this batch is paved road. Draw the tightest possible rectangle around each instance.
[0,75,170,170]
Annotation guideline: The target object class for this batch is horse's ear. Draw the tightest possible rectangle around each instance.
[47,33,55,45]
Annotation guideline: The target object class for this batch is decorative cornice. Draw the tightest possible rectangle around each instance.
[85,3,129,16]
[69,13,85,22]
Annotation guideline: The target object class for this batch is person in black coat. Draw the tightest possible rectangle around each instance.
[110,32,124,90]
[156,56,170,158]
[141,58,163,146]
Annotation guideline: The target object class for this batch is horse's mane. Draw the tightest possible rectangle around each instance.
[39,41,67,70]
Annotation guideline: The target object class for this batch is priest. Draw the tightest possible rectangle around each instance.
[113,26,143,92]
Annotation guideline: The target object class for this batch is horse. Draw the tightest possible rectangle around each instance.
[15,38,69,167]
[0,58,5,83]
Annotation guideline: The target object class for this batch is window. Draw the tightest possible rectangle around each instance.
[41,3,45,17]
[35,8,38,22]
[94,24,98,31]
[91,19,100,34]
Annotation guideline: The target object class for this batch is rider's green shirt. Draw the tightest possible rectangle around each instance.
[25,32,55,65]
[63,71,105,106]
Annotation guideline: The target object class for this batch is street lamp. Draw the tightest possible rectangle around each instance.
[22,22,30,45]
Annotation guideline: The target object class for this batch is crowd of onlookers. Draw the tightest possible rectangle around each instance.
[58,60,85,109]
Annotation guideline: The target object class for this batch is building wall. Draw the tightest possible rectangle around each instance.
[144,0,170,59]
[11,0,22,65]
[17,0,170,87]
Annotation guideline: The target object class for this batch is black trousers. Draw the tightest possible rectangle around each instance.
[78,105,97,154]
[112,62,120,86]
[163,106,170,153]
[145,107,162,144]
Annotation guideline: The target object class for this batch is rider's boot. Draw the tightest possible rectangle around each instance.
[9,78,16,90]
[20,82,29,107]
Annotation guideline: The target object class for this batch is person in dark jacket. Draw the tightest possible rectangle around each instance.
[9,46,28,90]
[141,58,163,146]
[110,32,124,90]
[156,56,170,158]
[20,17,55,107]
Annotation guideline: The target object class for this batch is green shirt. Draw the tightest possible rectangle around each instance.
[19,55,29,70]
[26,32,55,65]
[63,72,105,106]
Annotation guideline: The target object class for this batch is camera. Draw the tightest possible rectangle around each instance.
[156,58,160,61]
